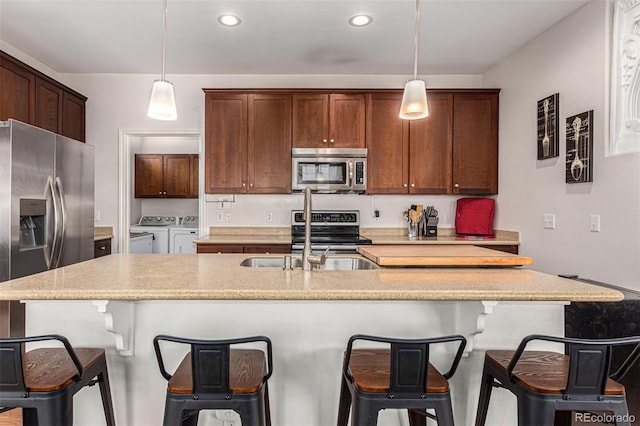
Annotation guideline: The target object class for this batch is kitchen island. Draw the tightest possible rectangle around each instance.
[0,254,622,426]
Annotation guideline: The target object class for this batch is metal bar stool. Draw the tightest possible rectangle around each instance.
[0,334,116,426]
[337,334,467,426]
[475,334,640,426]
[153,334,273,426]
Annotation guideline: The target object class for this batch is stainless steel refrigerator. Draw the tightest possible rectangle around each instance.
[0,119,94,336]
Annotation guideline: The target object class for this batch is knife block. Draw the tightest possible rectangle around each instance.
[425,225,437,239]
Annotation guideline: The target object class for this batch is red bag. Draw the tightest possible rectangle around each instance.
[455,198,495,236]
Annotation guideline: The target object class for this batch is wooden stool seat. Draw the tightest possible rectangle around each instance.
[349,349,449,393]
[0,335,115,426]
[23,347,106,392]
[168,349,266,394]
[337,334,466,426]
[486,350,625,395]
[475,334,640,426]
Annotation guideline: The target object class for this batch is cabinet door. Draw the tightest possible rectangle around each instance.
[35,77,62,133]
[243,244,291,254]
[365,93,409,194]
[62,91,86,142]
[292,94,328,147]
[452,93,499,194]
[330,94,365,148]
[0,52,35,123]
[409,93,453,194]
[197,244,243,254]
[204,94,248,193]
[163,154,191,197]
[189,154,199,198]
[248,94,292,193]
[135,154,164,197]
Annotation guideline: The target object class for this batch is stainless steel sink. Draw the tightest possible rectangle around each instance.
[240,256,378,270]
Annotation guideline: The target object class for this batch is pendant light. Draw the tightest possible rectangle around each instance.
[399,0,429,120]
[148,0,177,120]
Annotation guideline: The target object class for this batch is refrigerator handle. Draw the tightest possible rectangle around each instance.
[44,176,59,270]
[54,177,67,269]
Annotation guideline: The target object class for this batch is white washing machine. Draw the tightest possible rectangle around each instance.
[129,216,178,254]
[170,216,199,254]
[129,232,153,254]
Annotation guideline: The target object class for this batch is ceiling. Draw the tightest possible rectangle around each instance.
[0,0,589,76]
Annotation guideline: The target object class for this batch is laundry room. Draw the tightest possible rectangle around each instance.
[128,134,200,254]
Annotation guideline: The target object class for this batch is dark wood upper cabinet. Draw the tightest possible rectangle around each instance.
[0,52,35,124]
[293,93,365,148]
[409,93,453,194]
[135,154,198,198]
[1,50,86,142]
[452,92,499,195]
[365,92,409,194]
[248,94,292,193]
[35,77,62,133]
[367,89,498,195]
[62,91,86,142]
[204,92,291,194]
[204,94,249,193]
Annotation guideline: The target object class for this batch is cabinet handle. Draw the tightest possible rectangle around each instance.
[330,139,335,143]
[242,183,246,187]
[322,138,328,143]
[250,183,254,187]
[158,191,162,195]
[454,183,460,188]
[100,246,106,251]
[403,183,408,188]
[410,183,415,188]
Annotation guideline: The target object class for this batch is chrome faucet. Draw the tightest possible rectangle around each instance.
[302,186,329,270]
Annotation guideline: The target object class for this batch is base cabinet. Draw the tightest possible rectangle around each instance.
[197,244,290,254]
[94,239,112,258]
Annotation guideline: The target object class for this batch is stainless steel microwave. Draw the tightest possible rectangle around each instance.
[291,148,367,193]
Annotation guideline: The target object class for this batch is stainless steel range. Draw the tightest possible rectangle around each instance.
[291,210,371,254]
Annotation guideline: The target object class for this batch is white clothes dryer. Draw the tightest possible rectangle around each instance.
[170,216,199,254]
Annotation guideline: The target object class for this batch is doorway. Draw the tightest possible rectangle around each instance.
[118,130,203,253]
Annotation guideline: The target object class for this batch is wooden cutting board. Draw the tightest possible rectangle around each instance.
[357,245,533,267]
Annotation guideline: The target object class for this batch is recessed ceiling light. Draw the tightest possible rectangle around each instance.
[348,14,373,27]
[218,14,241,27]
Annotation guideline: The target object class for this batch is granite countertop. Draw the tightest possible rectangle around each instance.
[195,227,520,246]
[94,226,114,241]
[0,253,622,302]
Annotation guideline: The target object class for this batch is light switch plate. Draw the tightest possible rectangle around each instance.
[590,214,600,232]
[543,214,555,229]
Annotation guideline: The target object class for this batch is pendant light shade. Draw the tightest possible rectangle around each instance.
[399,0,429,120]
[148,80,177,120]
[148,0,177,120]
[399,79,429,119]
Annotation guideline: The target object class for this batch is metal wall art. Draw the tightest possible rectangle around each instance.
[537,93,559,159]
[565,110,594,183]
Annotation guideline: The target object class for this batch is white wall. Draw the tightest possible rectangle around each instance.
[484,1,640,291]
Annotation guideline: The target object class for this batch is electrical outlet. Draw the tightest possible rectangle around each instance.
[266,212,273,222]
[216,212,224,222]
[543,214,556,229]
[225,212,232,222]
[590,214,600,232]
[440,212,450,225]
